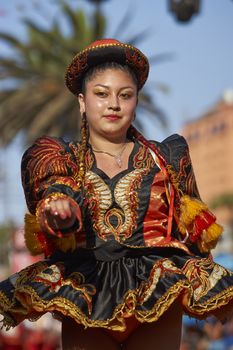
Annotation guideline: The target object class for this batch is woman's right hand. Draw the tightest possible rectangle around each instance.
[44,199,77,232]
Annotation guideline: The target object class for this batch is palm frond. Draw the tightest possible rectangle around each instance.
[0,32,26,49]
[26,91,71,139]
[62,4,90,45]
[0,4,169,147]
[149,52,175,64]
[138,96,167,127]
[124,29,151,46]
[112,7,136,38]
[90,11,106,40]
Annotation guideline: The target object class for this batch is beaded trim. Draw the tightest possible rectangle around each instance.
[65,42,149,95]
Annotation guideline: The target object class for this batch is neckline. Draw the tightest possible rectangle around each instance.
[88,140,138,181]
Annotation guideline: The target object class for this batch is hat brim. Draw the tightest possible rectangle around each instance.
[65,42,149,95]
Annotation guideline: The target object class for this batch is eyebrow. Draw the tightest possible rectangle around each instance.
[93,84,134,90]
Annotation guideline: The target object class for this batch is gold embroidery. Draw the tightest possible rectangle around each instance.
[0,291,13,311]
[70,143,94,172]
[84,167,150,241]
[10,280,189,331]
[133,143,154,169]
[85,171,112,240]
[85,148,95,170]
[2,269,233,331]
[35,264,64,292]
[183,285,233,322]
[182,256,212,301]
[139,259,183,303]
[105,208,124,231]
[182,256,229,301]
[52,177,81,192]
[15,262,49,287]
[114,168,149,240]
[21,137,81,214]
[34,264,96,314]
[24,137,77,184]
[195,264,227,300]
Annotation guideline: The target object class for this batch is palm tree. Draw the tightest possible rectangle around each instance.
[0,2,106,146]
[0,1,167,147]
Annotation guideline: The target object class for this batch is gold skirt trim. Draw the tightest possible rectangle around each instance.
[1,278,231,332]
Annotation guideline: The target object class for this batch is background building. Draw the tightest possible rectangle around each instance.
[181,89,233,254]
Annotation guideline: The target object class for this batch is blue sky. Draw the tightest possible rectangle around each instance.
[0,0,232,223]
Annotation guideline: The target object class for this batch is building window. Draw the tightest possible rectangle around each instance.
[209,122,226,135]
[186,130,200,142]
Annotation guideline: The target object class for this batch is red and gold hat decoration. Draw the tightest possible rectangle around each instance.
[65,38,149,95]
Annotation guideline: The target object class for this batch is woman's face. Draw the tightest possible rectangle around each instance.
[78,68,138,141]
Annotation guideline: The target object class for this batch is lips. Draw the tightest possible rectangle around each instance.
[104,114,121,121]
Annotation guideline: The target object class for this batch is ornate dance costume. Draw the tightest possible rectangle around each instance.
[0,38,233,341]
[0,133,233,332]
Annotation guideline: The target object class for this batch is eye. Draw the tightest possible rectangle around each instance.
[120,93,132,99]
[95,91,108,97]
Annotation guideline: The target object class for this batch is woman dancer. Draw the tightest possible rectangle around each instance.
[0,39,232,349]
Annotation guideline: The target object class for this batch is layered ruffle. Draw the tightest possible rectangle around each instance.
[1,242,233,331]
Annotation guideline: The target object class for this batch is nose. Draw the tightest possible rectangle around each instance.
[108,95,120,111]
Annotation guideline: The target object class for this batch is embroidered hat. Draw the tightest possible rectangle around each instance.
[65,38,149,95]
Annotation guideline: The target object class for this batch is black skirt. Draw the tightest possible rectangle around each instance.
[1,240,233,331]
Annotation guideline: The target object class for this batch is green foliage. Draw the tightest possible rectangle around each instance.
[0,1,167,147]
[211,193,233,209]
[0,3,106,146]
[0,222,15,266]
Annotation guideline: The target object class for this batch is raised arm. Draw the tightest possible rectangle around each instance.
[21,136,83,256]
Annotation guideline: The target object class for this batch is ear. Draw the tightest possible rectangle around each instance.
[78,93,85,114]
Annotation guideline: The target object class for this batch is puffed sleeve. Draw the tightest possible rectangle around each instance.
[21,136,83,256]
[163,134,201,199]
[21,136,83,213]
[163,134,223,253]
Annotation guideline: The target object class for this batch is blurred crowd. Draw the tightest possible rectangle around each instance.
[181,317,233,350]
[1,315,233,349]
[0,319,61,350]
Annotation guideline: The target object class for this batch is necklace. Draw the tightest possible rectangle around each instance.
[92,143,128,168]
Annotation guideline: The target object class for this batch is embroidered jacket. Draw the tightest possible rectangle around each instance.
[21,134,221,257]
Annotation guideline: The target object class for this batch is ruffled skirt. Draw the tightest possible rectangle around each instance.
[1,241,233,331]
